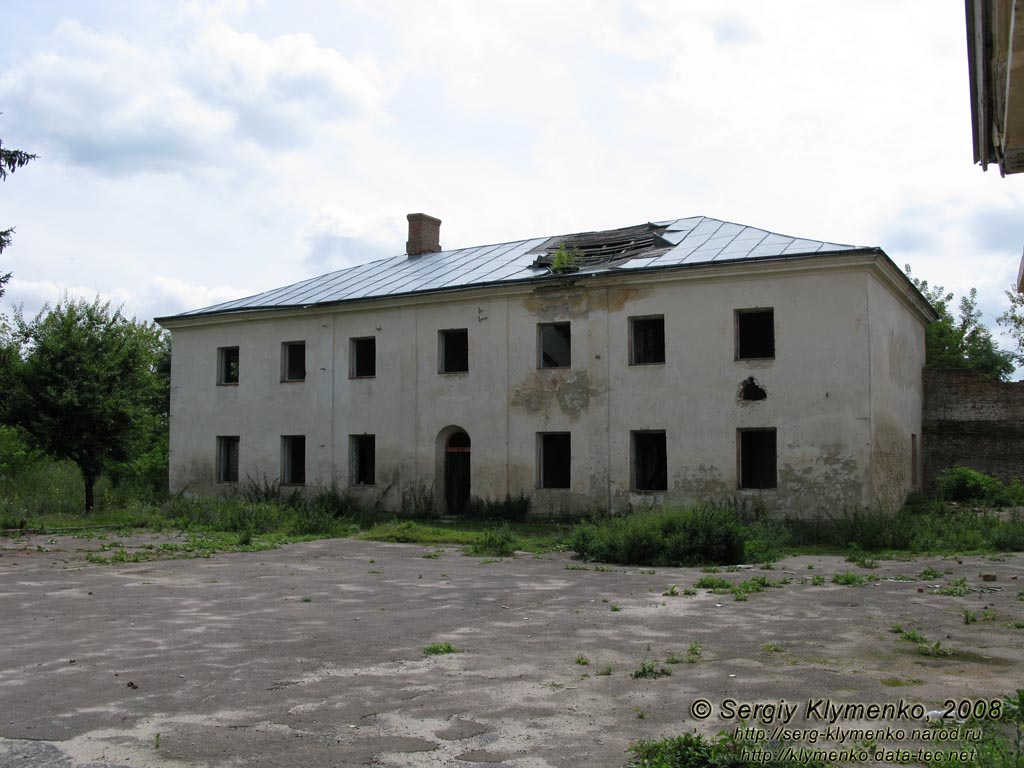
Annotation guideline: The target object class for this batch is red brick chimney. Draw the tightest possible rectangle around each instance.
[406,213,442,256]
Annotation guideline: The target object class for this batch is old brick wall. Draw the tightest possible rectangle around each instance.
[923,368,1024,489]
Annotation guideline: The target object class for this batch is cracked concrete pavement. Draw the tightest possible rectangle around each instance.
[0,534,1021,767]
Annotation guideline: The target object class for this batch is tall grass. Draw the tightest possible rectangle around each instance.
[570,504,746,566]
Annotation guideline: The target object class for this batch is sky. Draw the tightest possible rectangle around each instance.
[2,0,1024,368]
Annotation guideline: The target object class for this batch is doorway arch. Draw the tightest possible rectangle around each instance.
[440,428,471,515]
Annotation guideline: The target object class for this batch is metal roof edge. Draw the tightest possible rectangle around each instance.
[158,247,901,327]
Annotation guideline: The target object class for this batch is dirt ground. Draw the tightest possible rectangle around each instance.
[0,533,1021,768]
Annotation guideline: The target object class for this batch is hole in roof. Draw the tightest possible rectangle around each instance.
[530,223,673,269]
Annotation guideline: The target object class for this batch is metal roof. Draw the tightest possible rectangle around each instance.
[166,216,861,319]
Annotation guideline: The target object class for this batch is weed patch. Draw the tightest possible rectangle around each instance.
[631,660,672,679]
[570,504,745,567]
[423,642,459,656]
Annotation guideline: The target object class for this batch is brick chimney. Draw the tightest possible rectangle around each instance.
[406,213,442,256]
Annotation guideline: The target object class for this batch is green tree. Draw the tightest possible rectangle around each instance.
[997,287,1024,365]
[2,297,167,511]
[0,134,38,298]
[906,266,1015,380]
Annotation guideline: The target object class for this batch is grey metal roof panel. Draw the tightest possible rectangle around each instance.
[167,216,863,319]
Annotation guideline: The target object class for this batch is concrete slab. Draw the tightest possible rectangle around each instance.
[0,535,1021,767]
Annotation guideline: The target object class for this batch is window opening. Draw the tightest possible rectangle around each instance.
[350,434,376,486]
[439,329,469,373]
[736,309,775,359]
[630,316,665,365]
[632,431,667,491]
[538,322,571,368]
[538,433,571,489]
[282,341,306,382]
[216,436,239,483]
[740,377,767,401]
[281,435,306,485]
[350,337,376,378]
[739,429,777,489]
[218,346,239,385]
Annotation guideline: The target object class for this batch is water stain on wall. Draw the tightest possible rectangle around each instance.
[522,285,652,320]
[510,370,598,419]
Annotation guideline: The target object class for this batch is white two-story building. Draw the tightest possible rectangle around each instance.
[157,214,935,517]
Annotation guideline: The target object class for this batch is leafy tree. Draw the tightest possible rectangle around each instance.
[906,266,1015,381]
[997,287,1024,365]
[2,297,167,511]
[0,134,38,298]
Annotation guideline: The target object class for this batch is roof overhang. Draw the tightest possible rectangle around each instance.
[967,0,1024,174]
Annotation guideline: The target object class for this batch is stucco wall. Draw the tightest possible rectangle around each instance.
[867,272,928,509]
[166,257,927,517]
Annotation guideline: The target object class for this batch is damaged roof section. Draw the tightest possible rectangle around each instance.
[530,222,675,269]
[166,216,861,319]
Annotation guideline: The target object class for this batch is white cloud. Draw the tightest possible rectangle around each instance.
[300,206,402,269]
[0,14,387,175]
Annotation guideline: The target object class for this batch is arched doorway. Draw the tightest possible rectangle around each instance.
[444,431,471,515]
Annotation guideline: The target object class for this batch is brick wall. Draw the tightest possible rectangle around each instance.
[923,368,1024,489]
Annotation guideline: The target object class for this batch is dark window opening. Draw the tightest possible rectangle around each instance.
[282,435,306,485]
[539,433,571,489]
[350,337,376,378]
[736,309,775,359]
[440,329,469,373]
[218,346,239,385]
[350,434,375,486]
[739,429,776,489]
[632,431,667,491]
[740,377,767,401]
[539,322,571,368]
[283,341,306,382]
[630,316,665,365]
[216,436,239,483]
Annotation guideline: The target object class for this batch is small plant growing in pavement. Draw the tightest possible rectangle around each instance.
[832,571,879,586]
[575,654,590,666]
[937,577,970,596]
[423,642,459,656]
[917,641,954,657]
[663,585,679,597]
[695,576,732,590]
[632,659,672,679]
[685,642,702,663]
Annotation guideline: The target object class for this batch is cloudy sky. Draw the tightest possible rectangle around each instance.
[2,0,1023,362]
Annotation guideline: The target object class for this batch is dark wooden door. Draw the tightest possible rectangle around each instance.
[445,432,471,515]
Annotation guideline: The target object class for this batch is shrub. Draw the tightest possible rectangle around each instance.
[743,519,790,562]
[936,467,1006,504]
[468,522,519,557]
[569,504,745,567]
[290,504,338,536]
[462,493,531,522]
